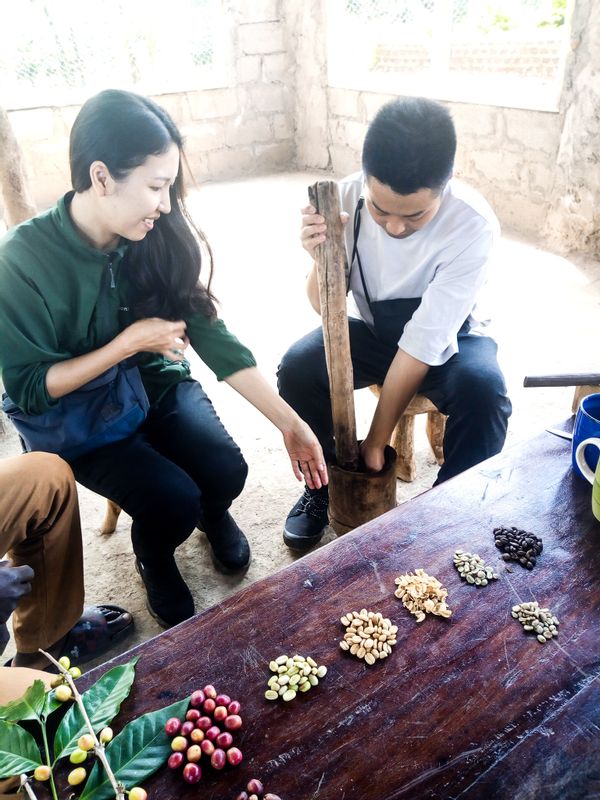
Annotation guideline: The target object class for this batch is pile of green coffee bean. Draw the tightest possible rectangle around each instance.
[265,655,327,702]
[453,550,499,586]
[511,601,559,643]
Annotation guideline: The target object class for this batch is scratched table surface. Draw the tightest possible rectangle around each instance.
[69,425,600,800]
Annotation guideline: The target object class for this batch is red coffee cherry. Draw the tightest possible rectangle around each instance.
[211,748,226,770]
[165,717,182,736]
[182,762,202,784]
[227,747,243,766]
[200,739,215,757]
[168,752,184,769]
[189,690,205,708]
[215,732,233,749]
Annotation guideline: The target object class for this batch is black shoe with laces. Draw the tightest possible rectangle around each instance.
[135,557,195,629]
[204,512,251,574]
[283,485,329,551]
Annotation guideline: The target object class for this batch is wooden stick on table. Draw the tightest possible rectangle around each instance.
[523,373,600,387]
[309,180,359,472]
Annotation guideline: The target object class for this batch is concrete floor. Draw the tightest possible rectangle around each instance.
[2,171,599,667]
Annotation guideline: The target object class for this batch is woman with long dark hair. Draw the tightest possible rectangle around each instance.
[0,89,327,628]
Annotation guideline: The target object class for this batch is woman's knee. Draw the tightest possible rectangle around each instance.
[204,446,248,502]
[133,475,203,533]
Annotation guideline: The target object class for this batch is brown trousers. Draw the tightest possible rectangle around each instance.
[0,452,84,653]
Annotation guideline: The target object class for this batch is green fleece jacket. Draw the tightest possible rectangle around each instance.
[0,193,257,414]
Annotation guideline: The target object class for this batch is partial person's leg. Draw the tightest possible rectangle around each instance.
[143,380,250,573]
[277,321,396,549]
[70,434,203,626]
[0,453,83,655]
[278,321,396,461]
[419,335,512,483]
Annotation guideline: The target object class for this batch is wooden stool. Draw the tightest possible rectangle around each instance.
[369,387,447,482]
[571,385,600,413]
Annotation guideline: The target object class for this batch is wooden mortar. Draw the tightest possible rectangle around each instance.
[309,180,397,535]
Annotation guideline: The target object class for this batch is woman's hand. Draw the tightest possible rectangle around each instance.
[300,205,349,257]
[46,318,190,399]
[282,419,329,490]
[116,318,188,361]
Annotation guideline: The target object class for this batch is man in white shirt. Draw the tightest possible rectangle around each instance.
[278,97,512,551]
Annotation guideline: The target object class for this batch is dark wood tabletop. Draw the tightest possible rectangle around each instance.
[75,424,600,800]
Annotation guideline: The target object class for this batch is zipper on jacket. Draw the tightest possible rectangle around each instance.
[107,254,116,289]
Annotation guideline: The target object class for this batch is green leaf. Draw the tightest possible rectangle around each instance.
[80,696,189,800]
[0,680,46,723]
[0,720,42,777]
[53,658,138,762]
[42,688,65,719]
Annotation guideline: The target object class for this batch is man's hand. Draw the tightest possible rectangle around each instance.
[0,560,34,624]
[363,350,431,473]
[360,439,387,473]
[300,205,349,257]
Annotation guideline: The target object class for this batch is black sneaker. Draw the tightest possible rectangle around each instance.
[283,486,329,551]
[204,512,251,574]
[135,557,195,629]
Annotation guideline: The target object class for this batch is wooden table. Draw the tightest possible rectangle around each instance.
[75,425,600,799]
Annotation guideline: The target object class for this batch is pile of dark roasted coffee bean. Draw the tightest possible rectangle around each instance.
[493,525,543,569]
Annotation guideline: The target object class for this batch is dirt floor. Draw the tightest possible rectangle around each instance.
[2,171,599,668]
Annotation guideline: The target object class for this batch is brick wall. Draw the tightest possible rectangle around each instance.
[6,0,295,209]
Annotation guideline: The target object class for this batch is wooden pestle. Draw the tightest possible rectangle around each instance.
[308,180,360,472]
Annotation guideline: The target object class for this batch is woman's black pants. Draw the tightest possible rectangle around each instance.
[69,380,248,562]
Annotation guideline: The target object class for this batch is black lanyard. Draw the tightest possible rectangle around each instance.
[349,196,375,309]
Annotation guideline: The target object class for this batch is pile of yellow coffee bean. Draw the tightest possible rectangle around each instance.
[265,655,327,702]
[453,550,499,586]
[511,601,559,643]
[394,569,452,622]
[339,610,397,665]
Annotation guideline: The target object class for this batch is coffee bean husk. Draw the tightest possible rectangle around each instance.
[394,569,452,622]
[493,525,543,569]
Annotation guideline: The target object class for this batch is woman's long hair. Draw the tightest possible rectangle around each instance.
[69,89,216,320]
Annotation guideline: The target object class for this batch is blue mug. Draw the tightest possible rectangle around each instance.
[572,393,600,479]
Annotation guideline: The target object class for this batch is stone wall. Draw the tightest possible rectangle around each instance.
[5,0,295,210]
[324,79,564,240]
[4,0,599,256]
[544,0,600,255]
[301,0,600,255]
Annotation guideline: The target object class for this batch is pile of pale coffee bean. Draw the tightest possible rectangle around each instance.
[493,525,543,570]
[453,550,499,586]
[339,610,398,665]
[511,601,559,643]
[265,655,327,701]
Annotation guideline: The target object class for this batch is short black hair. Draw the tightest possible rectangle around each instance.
[362,97,456,195]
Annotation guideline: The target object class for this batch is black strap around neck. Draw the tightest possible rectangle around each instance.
[350,196,373,309]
